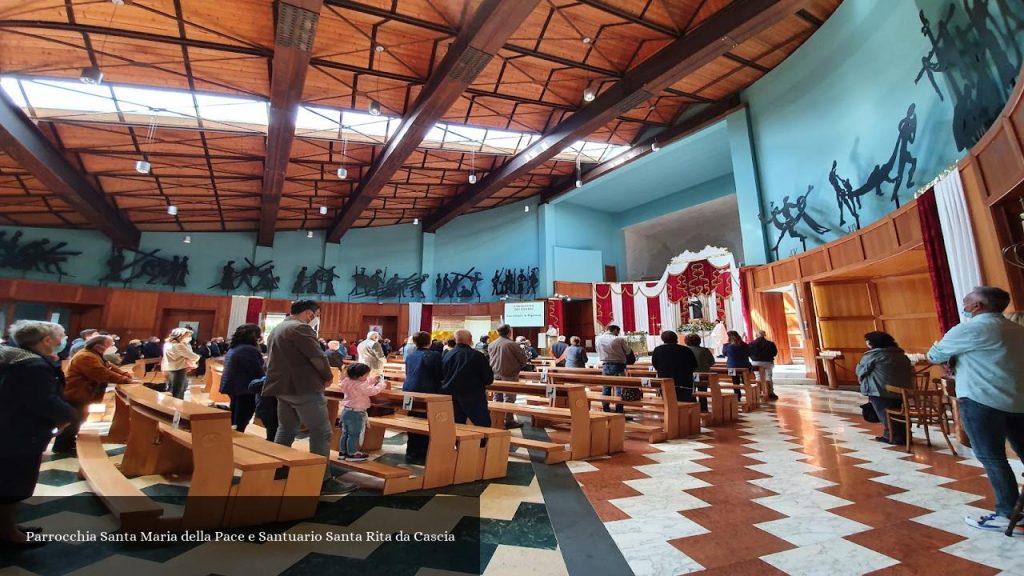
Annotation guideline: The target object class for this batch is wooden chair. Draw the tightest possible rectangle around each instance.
[885,379,957,456]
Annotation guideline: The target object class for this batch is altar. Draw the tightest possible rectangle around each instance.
[592,246,745,353]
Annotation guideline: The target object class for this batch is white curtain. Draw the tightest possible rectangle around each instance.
[934,170,983,322]
[407,303,422,337]
[227,296,250,340]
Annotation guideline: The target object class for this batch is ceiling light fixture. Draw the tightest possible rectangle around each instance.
[336,114,349,178]
[468,148,477,184]
[575,156,583,188]
[582,36,592,44]
[307,230,314,238]
[651,141,660,152]
[413,218,419,225]
[336,167,348,179]
[183,234,191,244]
[167,205,178,216]
[319,205,328,215]
[524,205,530,213]
[135,113,157,174]
[583,84,596,102]
[135,160,151,174]
[79,66,104,85]
[369,45,385,116]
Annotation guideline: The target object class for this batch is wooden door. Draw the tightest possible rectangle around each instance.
[603,266,617,282]
[563,300,595,350]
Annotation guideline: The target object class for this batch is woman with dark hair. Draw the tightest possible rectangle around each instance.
[219,324,265,433]
[722,330,752,401]
[857,331,913,444]
[0,320,77,548]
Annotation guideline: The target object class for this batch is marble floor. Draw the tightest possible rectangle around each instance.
[4,383,1023,575]
[567,384,1024,575]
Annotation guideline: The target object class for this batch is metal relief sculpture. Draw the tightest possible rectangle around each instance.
[0,231,82,278]
[436,268,484,300]
[209,259,279,293]
[291,265,339,296]
[918,2,1024,151]
[490,266,539,298]
[348,266,429,300]
[759,186,830,260]
[100,248,190,288]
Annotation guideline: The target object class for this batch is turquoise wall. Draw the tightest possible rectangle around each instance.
[741,0,1024,260]
[618,174,735,229]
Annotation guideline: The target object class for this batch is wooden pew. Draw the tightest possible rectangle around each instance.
[487,381,623,462]
[325,387,508,494]
[710,366,760,412]
[518,371,701,442]
[76,434,164,532]
[203,359,231,403]
[91,384,325,531]
[693,372,737,425]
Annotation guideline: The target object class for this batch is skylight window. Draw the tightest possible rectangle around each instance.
[19,78,116,114]
[2,75,640,167]
[196,93,268,125]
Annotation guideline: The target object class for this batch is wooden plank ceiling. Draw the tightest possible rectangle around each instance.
[0,0,841,243]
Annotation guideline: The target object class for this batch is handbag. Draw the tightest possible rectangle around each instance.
[621,388,642,401]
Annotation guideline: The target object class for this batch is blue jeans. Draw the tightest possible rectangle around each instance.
[602,362,625,413]
[959,397,1024,516]
[340,408,367,456]
[275,393,333,481]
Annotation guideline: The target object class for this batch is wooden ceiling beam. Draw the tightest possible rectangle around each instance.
[0,91,140,246]
[325,0,541,242]
[541,97,742,203]
[423,0,809,233]
[257,0,323,246]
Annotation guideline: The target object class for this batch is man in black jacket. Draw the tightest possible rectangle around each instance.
[442,329,494,426]
[404,331,443,462]
[651,331,698,402]
[749,330,779,400]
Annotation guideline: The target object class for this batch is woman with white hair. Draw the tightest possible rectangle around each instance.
[0,320,78,548]
[162,328,200,399]
[356,331,386,373]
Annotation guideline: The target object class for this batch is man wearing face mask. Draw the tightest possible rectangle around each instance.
[928,286,1024,534]
[0,320,78,548]
[264,300,355,494]
[55,335,134,454]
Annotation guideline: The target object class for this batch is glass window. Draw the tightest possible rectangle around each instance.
[196,93,268,125]
[21,78,117,114]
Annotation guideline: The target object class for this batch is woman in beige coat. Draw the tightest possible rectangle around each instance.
[162,328,200,399]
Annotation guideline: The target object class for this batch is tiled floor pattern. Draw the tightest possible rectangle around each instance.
[569,384,1024,575]
[3,422,570,576]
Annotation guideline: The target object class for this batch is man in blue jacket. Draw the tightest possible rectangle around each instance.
[403,331,442,462]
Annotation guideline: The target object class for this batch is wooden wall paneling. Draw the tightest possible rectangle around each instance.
[827,237,866,270]
[873,273,936,316]
[976,119,1024,204]
[798,250,829,278]
[892,205,922,247]
[811,282,873,318]
[554,281,593,299]
[101,289,160,340]
[817,319,878,350]
[861,221,899,261]
[880,317,941,352]
[753,267,772,289]
[772,260,799,285]
[865,282,883,331]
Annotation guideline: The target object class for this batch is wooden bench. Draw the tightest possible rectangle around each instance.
[94,384,325,530]
[203,359,231,403]
[710,366,761,412]
[693,372,738,425]
[325,387,508,493]
[76,433,164,532]
[519,371,701,441]
[487,381,623,462]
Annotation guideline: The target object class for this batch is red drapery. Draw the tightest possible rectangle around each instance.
[245,297,263,324]
[620,284,636,332]
[545,299,565,334]
[646,283,662,335]
[917,190,960,333]
[419,304,433,333]
[739,269,753,338]
[595,283,614,326]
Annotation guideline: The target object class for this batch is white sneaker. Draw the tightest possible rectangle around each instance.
[964,512,1024,534]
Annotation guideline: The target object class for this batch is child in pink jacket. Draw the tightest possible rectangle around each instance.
[339,362,386,461]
